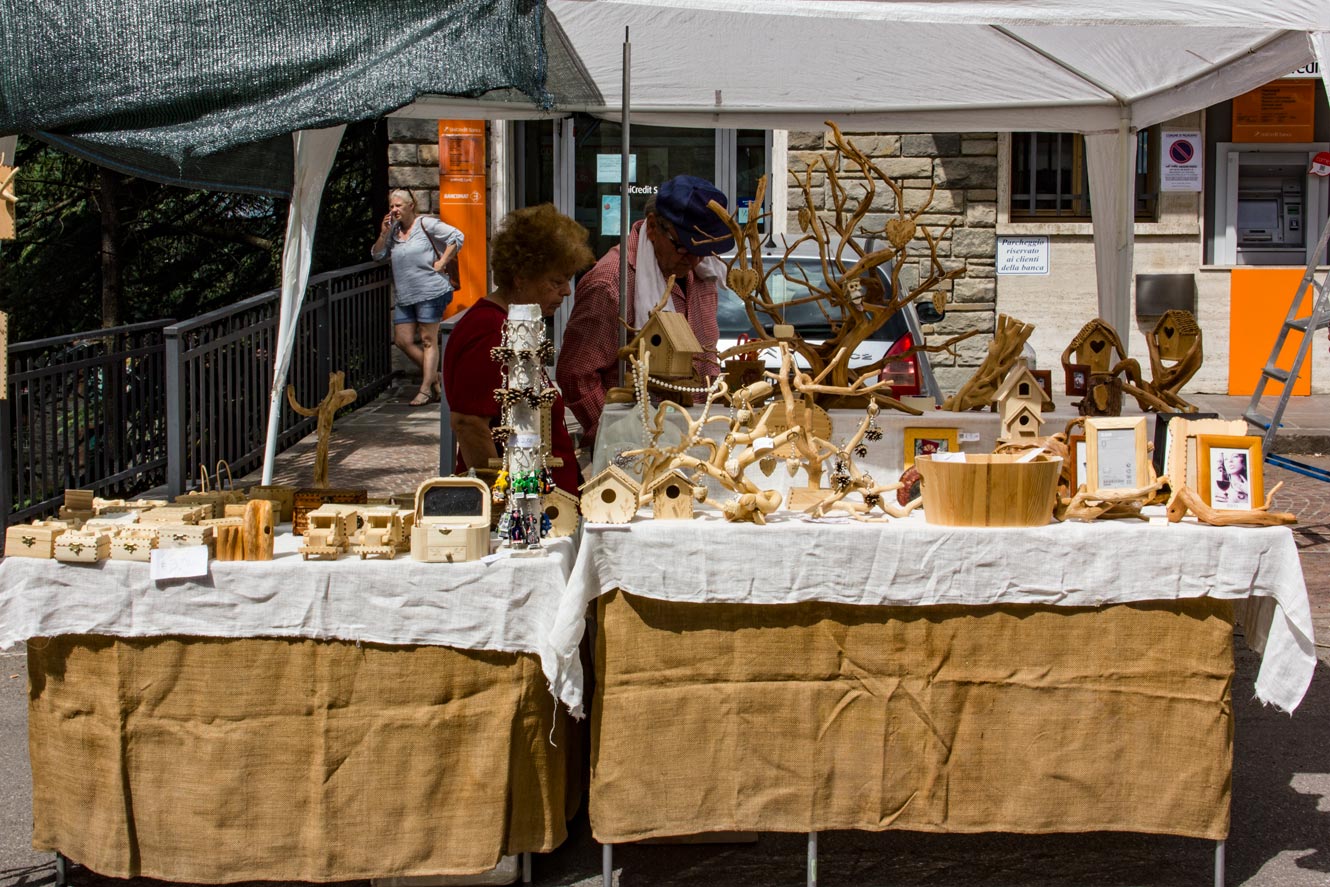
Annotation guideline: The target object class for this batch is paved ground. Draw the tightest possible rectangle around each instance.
[1,383,1327,887]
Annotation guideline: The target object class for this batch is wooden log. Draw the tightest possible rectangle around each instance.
[214,524,246,561]
[243,498,275,561]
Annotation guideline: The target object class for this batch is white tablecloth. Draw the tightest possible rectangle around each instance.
[0,531,576,698]
[549,510,1314,715]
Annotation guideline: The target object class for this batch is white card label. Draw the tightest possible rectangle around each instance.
[150,546,210,580]
[932,452,968,463]
[958,432,981,443]
[514,433,541,449]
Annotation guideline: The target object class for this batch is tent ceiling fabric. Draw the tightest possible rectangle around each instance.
[0,0,550,195]
[400,2,1325,134]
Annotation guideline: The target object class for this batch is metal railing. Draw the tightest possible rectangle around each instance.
[1,261,395,527]
[164,261,393,495]
[0,321,172,524]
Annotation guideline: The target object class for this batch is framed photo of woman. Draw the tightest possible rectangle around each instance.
[1084,417,1149,494]
[1197,435,1263,511]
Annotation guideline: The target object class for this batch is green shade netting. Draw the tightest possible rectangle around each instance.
[0,0,549,195]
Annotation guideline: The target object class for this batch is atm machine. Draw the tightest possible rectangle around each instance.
[1215,143,1329,265]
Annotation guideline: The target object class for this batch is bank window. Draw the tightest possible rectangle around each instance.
[1010,130,1158,221]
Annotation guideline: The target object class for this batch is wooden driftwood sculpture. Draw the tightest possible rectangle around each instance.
[287,371,357,488]
[1166,483,1296,527]
[1061,318,1190,416]
[621,343,921,523]
[704,123,975,410]
[943,314,1035,412]
[0,163,17,240]
[1141,310,1203,412]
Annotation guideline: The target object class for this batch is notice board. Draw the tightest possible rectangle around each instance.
[1232,82,1316,143]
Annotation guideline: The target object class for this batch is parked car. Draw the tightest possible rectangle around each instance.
[714,240,946,402]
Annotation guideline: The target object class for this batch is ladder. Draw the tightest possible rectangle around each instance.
[1243,219,1330,455]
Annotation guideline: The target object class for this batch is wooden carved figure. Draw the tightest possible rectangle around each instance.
[287,371,357,488]
[543,488,581,538]
[580,465,640,524]
[993,361,1053,440]
[300,508,351,560]
[646,469,699,520]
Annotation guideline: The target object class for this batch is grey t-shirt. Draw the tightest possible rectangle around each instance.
[372,216,465,307]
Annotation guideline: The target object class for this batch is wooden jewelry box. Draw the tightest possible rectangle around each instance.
[4,519,70,558]
[410,477,491,563]
[53,529,112,563]
[153,523,215,555]
[109,528,159,562]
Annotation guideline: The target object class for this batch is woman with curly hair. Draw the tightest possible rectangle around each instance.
[442,204,594,493]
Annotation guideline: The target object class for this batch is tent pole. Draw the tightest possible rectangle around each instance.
[618,27,631,387]
[1116,109,1134,354]
[260,126,345,485]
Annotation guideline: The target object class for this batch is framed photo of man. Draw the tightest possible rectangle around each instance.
[1197,435,1263,511]
[1084,417,1149,494]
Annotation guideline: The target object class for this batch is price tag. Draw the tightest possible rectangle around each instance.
[932,452,968,463]
[514,433,541,449]
[958,432,981,443]
[752,436,775,453]
[150,546,210,581]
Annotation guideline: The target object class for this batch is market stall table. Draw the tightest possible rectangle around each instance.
[0,531,579,883]
[547,510,1315,880]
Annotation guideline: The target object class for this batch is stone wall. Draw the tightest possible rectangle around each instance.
[386,119,443,214]
[786,130,999,394]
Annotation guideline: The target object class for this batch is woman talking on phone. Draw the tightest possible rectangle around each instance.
[371,189,465,406]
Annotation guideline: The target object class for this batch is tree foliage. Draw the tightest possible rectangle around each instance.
[0,121,380,342]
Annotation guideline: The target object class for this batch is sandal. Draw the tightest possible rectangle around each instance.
[408,387,437,407]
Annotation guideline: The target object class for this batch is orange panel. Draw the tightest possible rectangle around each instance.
[1227,268,1313,397]
[438,121,487,319]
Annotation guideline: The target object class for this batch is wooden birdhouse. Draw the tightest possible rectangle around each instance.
[1065,319,1125,374]
[633,312,702,379]
[542,488,581,538]
[1152,310,1201,362]
[579,465,641,524]
[993,361,1052,438]
[646,469,697,520]
[1002,404,1044,439]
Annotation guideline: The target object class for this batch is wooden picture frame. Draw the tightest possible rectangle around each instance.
[1084,417,1149,494]
[1065,363,1090,397]
[903,426,959,468]
[1068,433,1086,492]
[1031,369,1054,405]
[1197,435,1263,511]
[1164,417,1248,491]
[1153,412,1217,477]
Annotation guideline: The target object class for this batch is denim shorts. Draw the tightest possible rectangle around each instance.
[393,295,450,325]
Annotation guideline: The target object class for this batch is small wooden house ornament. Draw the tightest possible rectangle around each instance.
[1064,319,1126,375]
[993,361,1053,439]
[630,311,702,380]
[542,488,581,538]
[646,469,698,520]
[579,465,640,524]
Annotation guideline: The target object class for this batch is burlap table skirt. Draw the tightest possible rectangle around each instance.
[27,635,572,882]
[592,591,1233,843]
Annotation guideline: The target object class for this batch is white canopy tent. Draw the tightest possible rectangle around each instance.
[265,1,1330,481]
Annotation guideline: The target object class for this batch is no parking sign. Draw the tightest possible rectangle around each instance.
[1161,130,1202,191]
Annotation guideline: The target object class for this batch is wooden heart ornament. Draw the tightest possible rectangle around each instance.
[885,218,916,249]
[728,266,760,299]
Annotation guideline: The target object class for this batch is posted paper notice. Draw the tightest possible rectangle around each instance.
[996,236,1049,275]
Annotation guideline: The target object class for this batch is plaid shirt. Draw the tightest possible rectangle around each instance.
[556,220,720,444]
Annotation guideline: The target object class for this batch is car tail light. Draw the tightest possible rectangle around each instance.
[878,333,921,396]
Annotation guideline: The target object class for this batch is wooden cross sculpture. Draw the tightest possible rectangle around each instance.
[286,371,357,488]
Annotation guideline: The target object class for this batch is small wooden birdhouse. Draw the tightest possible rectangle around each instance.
[1065,319,1125,374]
[993,361,1052,437]
[646,469,697,520]
[543,488,581,538]
[1002,404,1043,440]
[634,311,702,379]
[1152,310,1201,362]
[579,465,641,524]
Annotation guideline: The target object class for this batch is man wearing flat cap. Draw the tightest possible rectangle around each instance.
[557,175,734,450]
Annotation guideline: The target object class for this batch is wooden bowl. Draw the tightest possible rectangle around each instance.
[915,453,1061,527]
